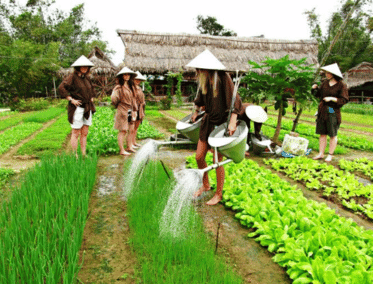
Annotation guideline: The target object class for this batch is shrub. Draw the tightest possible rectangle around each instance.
[9,97,50,111]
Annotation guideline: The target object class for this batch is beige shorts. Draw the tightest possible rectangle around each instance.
[71,107,92,129]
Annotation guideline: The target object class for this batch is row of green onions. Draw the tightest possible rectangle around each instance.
[0,154,97,283]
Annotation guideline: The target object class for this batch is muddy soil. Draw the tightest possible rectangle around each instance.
[78,155,139,284]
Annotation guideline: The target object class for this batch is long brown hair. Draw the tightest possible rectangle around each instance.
[117,74,136,93]
[196,69,220,97]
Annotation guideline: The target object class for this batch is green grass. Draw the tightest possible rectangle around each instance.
[0,154,98,283]
[17,114,71,157]
[125,160,242,283]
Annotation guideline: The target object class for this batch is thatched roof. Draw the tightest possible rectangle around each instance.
[58,46,118,77]
[117,30,319,74]
[343,62,373,89]
[87,46,118,75]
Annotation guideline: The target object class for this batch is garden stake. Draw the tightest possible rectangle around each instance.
[160,160,171,179]
[215,222,221,254]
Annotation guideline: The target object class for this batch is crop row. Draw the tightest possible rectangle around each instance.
[266,110,373,135]
[264,117,373,152]
[265,156,373,219]
[339,158,373,181]
[0,122,43,155]
[186,154,373,283]
[87,107,164,155]
[23,107,65,123]
[17,114,71,157]
[261,124,348,155]
[0,108,64,132]
[0,154,98,283]
[125,160,242,283]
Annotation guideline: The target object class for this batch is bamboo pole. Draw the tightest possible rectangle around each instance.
[291,0,361,132]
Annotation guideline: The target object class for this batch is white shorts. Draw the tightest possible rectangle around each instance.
[71,107,92,129]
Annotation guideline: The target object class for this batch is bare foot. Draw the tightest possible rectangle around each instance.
[120,150,131,156]
[245,151,250,157]
[126,148,136,153]
[206,194,222,205]
[313,154,324,160]
[193,186,211,198]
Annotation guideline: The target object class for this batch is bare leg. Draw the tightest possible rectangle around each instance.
[126,123,136,152]
[80,125,89,156]
[71,128,81,157]
[133,120,141,147]
[328,136,337,155]
[206,152,224,205]
[118,130,130,156]
[313,135,327,160]
[325,136,337,162]
[194,139,210,197]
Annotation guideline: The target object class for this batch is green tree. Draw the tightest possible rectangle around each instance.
[0,0,113,101]
[196,15,237,36]
[240,56,315,143]
[305,0,373,72]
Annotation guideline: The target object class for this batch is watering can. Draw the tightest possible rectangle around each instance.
[208,121,248,164]
[175,111,205,144]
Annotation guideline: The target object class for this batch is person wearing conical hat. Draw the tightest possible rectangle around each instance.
[111,66,138,156]
[311,63,349,162]
[58,55,96,157]
[132,71,147,149]
[188,49,244,206]
[238,103,268,156]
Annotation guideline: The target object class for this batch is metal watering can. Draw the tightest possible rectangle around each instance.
[175,111,204,144]
[208,121,248,164]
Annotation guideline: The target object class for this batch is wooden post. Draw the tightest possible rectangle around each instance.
[362,91,364,104]
[53,77,57,98]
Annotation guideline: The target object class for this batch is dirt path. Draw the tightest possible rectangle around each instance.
[78,155,139,284]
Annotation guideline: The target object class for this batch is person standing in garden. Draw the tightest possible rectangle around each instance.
[58,55,96,157]
[312,63,349,162]
[132,71,147,149]
[238,103,268,156]
[111,67,138,156]
[189,49,243,206]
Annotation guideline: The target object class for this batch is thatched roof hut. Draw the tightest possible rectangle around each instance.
[58,46,118,77]
[343,62,373,89]
[87,46,118,75]
[117,30,319,74]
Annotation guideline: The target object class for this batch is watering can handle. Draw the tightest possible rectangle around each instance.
[225,71,242,136]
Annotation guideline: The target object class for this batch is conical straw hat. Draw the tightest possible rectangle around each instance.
[117,66,136,77]
[135,71,146,81]
[320,63,343,79]
[245,105,268,123]
[71,55,94,67]
[186,49,226,70]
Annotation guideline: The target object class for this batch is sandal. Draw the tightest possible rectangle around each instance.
[325,154,333,162]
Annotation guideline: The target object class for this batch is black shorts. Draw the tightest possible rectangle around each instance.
[316,113,340,137]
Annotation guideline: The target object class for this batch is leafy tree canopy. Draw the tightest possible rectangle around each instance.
[0,0,113,101]
[305,0,373,72]
[240,56,315,142]
[196,15,237,36]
